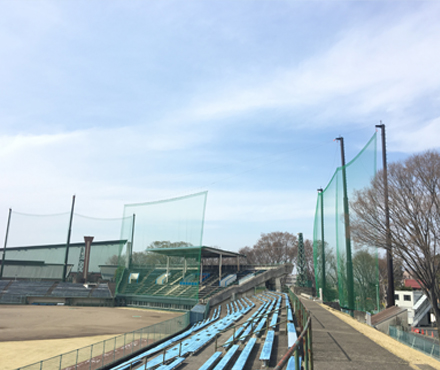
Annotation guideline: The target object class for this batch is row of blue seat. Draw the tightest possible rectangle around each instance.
[113,291,293,370]
[145,297,254,370]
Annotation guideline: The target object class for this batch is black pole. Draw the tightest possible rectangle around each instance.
[129,213,135,268]
[336,137,355,315]
[62,195,76,282]
[318,189,325,301]
[0,208,12,279]
[376,123,394,308]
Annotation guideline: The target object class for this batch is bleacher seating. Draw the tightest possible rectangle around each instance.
[286,355,301,370]
[51,283,91,297]
[109,289,296,370]
[259,329,275,364]
[199,351,222,370]
[0,280,10,291]
[0,281,54,303]
[287,323,298,348]
[213,344,239,370]
[231,337,257,370]
[91,284,113,298]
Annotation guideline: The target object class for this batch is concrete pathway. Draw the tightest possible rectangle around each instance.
[300,298,414,370]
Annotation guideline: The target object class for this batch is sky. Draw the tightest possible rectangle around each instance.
[1,0,440,252]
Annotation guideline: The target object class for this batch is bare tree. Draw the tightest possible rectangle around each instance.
[351,150,440,331]
[239,232,298,266]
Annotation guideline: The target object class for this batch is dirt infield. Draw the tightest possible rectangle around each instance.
[0,305,182,341]
[0,305,184,370]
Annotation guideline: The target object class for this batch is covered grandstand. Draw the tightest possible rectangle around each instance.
[116,245,261,310]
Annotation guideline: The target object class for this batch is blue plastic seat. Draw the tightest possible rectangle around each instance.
[287,323,298,348]
[231,337,257,370]
[259,330,275,362]
[286,355,302,370]
[213,344,240,370]
[199,351,222,370]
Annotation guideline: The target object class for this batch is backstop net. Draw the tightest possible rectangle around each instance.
[2,210,132,280]
[313,133,379,313]
[115,192,208,306]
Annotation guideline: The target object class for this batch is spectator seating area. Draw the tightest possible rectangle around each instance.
[118,267,266,302]
[0,280,113,303]
[110,290,299,370]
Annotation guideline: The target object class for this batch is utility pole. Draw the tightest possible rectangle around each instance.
[318,188,325,301]
[336,137,355,316]
[376,123,394,308]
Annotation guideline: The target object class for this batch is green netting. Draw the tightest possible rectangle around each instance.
[313,133,379,313]
[115,192,208,302]
[1,210,132,280]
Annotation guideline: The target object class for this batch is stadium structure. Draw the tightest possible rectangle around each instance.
[0,192,292,317]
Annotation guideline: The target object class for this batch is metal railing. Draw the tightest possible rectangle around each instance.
[274,287,313,370]
[389,325,440,359]
[15,312,190,370]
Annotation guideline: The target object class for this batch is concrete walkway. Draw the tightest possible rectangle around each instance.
[300,298,413,370]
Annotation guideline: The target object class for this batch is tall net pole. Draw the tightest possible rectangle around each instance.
[297,233,307,287]
[62,195,76,282]
[0,208,12,279]
[376,123,395,307]
[336,137,355,315]
[318,189,326,300]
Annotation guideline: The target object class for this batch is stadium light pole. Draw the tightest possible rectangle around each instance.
[0,208,12,279]
[62,195,76,282]
[376,123,395,308]
[318,188,325,301]
[336,136,355,317]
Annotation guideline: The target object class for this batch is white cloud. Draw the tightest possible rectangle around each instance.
[172,3,440,137]
[390,116,440,153]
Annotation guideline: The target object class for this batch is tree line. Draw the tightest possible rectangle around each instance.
[351,149,440,332]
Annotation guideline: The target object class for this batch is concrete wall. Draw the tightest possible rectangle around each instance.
[375,311,409,334]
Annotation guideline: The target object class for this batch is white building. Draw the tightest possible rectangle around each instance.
[394,290,434,326]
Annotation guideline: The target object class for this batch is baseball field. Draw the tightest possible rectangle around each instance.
[0,305,184,370]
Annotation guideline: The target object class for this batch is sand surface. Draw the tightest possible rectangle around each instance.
[0,305,184,370]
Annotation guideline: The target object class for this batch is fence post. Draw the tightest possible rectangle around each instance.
[309,320,313,370]
[295,347,300,369]
[75,349,79,370]
[89,344,93,370]
[102,339,106,367]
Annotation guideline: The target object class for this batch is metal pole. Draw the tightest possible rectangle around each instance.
[0,208,12,278]
[63,195,76,282]
[130,214,135,268]
[335,137,355,316]
[376,123,394,308]
[318,189,325,301]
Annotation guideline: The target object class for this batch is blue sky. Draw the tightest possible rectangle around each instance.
[1,1,440,251]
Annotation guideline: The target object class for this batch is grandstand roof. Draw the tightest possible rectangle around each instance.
[0,239,127,251]
[147,246,244,258]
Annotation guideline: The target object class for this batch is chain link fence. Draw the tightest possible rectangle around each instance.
[389,326,440,359]
[16,311,190,370]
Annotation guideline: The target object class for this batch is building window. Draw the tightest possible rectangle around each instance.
[394,294,399,301]
[404,295,411,301]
